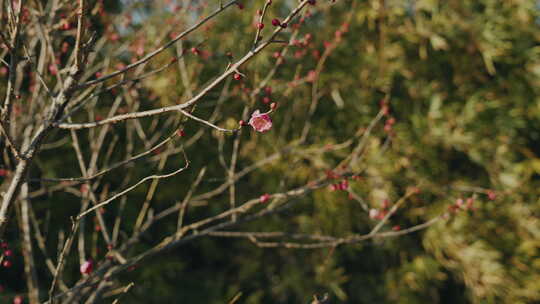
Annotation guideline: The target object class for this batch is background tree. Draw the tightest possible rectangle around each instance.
[0,0,539,303]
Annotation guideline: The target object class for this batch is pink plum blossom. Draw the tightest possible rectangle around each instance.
[369,209,380,219]
[80,260,93,275]
[248,110,272,133]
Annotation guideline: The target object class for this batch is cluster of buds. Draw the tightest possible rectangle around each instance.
[292,33,313,48]
[1,241,13,268]
[290,34,313,60]
[271,18,287,28]
[448,197,475,213]
[383,117,396,133]
[327,169,358,192]
[329,179,348,191]
[369,199,391,220]
[261,86,273,104]
[252,0,289,41]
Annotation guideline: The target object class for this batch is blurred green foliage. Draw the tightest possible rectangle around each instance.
[117,0,538,302]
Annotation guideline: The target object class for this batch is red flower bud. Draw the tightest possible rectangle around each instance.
[48,64,58,75]
[80,260,93,274]
[306,70,317,82]
[61,42,69,53]
[260,193,271,203]
[13,295,23,304]
[191,47,200,55]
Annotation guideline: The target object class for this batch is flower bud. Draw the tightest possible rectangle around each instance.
[260,193,271,203]
[80,260,93,275]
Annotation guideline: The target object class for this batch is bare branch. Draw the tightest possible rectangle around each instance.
[55,0,311,130]
[76,150,189,221]
[75,0,240,90]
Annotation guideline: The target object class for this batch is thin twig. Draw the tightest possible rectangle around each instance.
[37,129,181,182]
[76,150,189,220]
[179,109,237,132]
[48,219,80,304]
[0,121,23,160]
